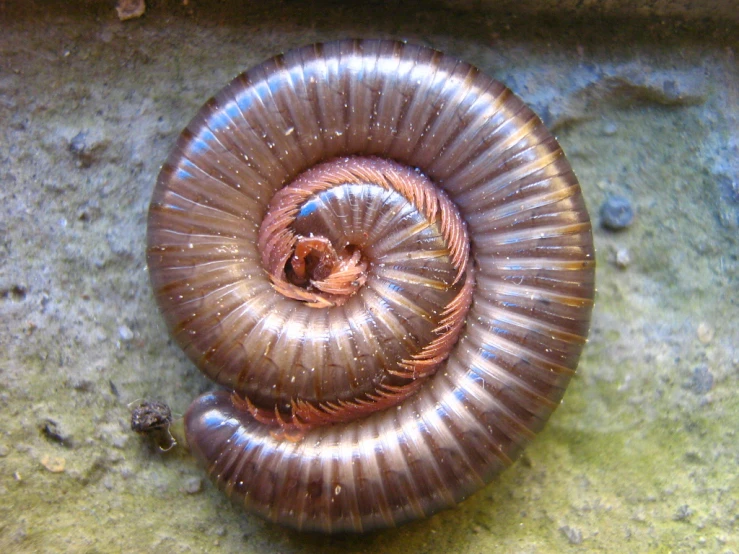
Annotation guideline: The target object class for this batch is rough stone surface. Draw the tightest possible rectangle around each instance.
[0,1,737,553]
[448,0,739,21]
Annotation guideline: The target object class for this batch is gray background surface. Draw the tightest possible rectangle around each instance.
[1,1,737,552]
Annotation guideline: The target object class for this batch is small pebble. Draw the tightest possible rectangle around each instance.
[615,247,631,268]
[696,322,714,344]
[40,455,66,473]
[69,132,87,156]
[116,0,146,20]
[68,131,96,168]
[600,195,634,230]
[40,419,74,447]
[118,325,134,342]
[603,121,618,135]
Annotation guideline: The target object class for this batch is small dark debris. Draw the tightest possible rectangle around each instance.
[688,365,714,394]
[560,525,583,544]
[130,400,178,451]
[40,418,74,447]
[109,380,120,398]
[600,195,634,231]
[130,401,172,434]
[674,504,693,521]
[1,285,27,301]
[68,378,95,392]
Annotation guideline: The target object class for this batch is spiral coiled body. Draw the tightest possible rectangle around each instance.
[147,39,595,533]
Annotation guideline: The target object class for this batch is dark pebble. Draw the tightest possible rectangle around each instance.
[1,285,27,301]
[69,131,87,155]
[600,195,634,230]
[40,418,74,447]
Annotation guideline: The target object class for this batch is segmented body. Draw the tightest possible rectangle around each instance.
[147,39,595,533]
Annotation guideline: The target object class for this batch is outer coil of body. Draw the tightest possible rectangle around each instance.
[147,39,595,533]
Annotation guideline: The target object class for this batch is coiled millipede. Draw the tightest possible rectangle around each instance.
[144,39,595,533]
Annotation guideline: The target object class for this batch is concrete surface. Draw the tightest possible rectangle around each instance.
[0,1,737,552]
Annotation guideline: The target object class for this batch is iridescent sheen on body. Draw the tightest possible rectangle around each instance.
[147,39,595,533]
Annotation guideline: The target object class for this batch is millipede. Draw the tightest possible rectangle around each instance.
[143,39,595,533]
